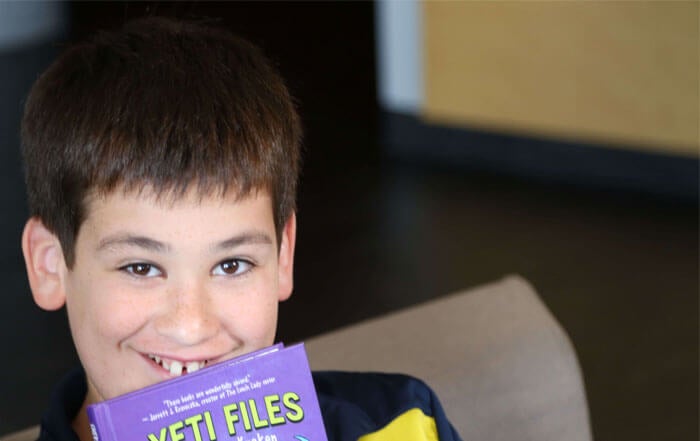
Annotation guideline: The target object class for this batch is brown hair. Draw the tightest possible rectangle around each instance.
[21,17,301,267]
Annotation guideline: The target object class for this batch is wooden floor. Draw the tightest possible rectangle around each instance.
[1,3,697,440]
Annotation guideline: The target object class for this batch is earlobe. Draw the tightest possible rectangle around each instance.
[21,217,67,311]
[277,213,296,302]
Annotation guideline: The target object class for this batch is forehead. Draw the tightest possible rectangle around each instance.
[79,186,275,239]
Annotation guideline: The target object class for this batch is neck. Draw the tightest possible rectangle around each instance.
[72,399,93,441]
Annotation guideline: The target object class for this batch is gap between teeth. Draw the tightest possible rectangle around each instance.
[148,355,207,376]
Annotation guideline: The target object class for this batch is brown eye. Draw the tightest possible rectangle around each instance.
[122,263,161,277]
[132,264,152,276]
[213,259,253,276]
[220,260,239,274]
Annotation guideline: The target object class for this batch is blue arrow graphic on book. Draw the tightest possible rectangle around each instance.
[294,436,309,441]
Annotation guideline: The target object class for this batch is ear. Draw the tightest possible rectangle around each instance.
[277,212,296,302]
[21,217,67,311]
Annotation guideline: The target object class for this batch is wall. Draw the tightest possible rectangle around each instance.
[422,1,698,157]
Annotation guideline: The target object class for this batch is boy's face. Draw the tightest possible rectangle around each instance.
[58,188,294,404]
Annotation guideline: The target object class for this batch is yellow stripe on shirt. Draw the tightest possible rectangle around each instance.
[358,408,439,441]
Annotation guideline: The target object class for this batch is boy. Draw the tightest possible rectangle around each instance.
[20,17,461,441]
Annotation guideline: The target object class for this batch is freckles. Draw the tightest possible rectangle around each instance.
[219,293,276,331]
[95,294,148,340]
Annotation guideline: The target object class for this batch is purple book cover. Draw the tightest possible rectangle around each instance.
[87,343,328,441]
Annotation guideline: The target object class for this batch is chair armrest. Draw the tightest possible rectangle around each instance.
[0,426,39,441]
[304,275,592,441]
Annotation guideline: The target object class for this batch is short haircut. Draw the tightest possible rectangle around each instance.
[21,17,302,267]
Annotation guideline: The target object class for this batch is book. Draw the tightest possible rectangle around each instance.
[87,343,328,441]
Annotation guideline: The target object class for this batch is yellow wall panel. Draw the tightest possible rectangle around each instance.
[423,1,699,157]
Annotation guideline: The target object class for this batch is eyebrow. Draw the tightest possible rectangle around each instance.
[96,235,170,253]
[214,232,274,251]
[96,232,274,253]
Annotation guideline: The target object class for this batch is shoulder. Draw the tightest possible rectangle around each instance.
[312,371,462,441]
[37,367,85,441]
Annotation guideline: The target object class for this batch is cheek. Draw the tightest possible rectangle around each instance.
[216,278,280,342]
[66,276,157,399]
[66,275,151,348]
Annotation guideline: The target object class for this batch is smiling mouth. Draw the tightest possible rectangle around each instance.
[148,354,208,377]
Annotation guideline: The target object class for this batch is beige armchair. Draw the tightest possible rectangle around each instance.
[0,427,39,441]
[304,275,592,440]
[1,275,591,441]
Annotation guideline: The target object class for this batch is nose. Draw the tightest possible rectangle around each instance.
[154,280,220,346]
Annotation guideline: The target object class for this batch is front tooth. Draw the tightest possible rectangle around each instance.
[170,361,183,376]
[186,362,200,373]
[154,355,161,364]
[161,359,170,370]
